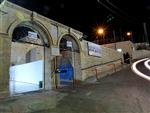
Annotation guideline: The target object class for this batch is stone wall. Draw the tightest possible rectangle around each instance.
[0,1,125,94]
[11,42,44,65]
[0,33,10,95]
[103,41,134,56]
[134,42,149,50]
[132,50,150,60]
[80,40,122,80]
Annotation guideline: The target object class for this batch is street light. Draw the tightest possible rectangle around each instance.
[126,32,132,36]
[126,31,133,42]
[97,28,104,35]
[96,28,105,44]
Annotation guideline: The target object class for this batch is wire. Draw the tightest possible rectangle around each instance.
[97,0,140,24]
[105,0,131,18]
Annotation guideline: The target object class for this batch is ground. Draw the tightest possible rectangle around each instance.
[0,64,150,113]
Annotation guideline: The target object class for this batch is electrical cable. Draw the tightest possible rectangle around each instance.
[97,0,140,24]
[105,0,134,19]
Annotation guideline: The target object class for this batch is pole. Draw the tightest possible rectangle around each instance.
[113,30,116,50]
[143,23,149,46]
[119,28,123,41]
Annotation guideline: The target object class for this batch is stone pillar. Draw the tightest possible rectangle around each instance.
[0,33,11,96]
[44,47,52,90]
[74,52,82,84]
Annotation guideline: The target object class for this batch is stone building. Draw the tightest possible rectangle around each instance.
[0,1,122,96]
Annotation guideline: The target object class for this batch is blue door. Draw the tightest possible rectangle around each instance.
[59,60,74,85]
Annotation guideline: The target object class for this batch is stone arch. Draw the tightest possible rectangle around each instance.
[9,19,53,94]
[7,19,52,46]
[57,33,82,52]
[56,33,82,87]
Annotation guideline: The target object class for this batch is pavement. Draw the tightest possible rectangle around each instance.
[0,63,150,113]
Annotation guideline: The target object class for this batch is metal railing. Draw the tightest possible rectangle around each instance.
[81,58,122,70]
[81,58,123,80]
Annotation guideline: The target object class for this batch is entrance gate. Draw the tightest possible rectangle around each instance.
[9,21,50,95]
[56,35,80,88]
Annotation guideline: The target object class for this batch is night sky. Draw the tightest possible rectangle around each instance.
[7,0,150,43]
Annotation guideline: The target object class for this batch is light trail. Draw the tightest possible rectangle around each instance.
[144,59,150,70]
[131,58,150,81]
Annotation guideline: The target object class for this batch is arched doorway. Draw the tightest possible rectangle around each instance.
[56,35,81,88]
[9,21,50,95]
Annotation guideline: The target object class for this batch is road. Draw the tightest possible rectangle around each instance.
[0,62,150,113]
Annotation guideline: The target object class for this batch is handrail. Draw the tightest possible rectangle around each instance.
[81,58,122,70]
[92,63,117,80]
[93,59,122,80]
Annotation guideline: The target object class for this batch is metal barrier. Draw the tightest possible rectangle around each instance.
[92,62,119,80]
[81,58,122,70]
[82,58,123,80]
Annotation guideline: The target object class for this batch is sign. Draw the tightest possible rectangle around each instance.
[67,41,72,47]
[88,42,102,57]
[28,31,38,39]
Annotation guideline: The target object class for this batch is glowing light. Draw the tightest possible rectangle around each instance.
[10,60,43,84]
[97,28,104,35]
[144,59,150,70]
[131,58,150,81]
[117,48,122,52]
[127,32,131,36]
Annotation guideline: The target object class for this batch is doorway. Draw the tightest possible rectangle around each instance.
[9,22,50,95]
[56,35,81,88]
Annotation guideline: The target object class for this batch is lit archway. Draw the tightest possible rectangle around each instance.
[9,21,51,95]
[56,34,82,87]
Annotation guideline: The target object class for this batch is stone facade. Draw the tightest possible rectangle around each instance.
[0,1,122,95]
[0,33,10,95]
[81,40,122,80]
[103,41,134,56]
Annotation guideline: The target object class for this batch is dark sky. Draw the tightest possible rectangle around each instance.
[7,0,150,43]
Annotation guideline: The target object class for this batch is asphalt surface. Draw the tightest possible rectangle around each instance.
[136,60,150,76]
[0,63,150,113]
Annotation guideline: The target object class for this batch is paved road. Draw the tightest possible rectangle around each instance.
[0,63,150,113]
[136,59,150,76]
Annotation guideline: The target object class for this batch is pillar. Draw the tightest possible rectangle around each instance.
[44,47,52,90]
[0,33,11,96]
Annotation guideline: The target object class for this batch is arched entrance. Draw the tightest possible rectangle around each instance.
[56,35,81,88]
[9,21,51,95]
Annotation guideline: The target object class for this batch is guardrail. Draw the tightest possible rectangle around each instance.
[81,58,123,80]
[81,58,122,70]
